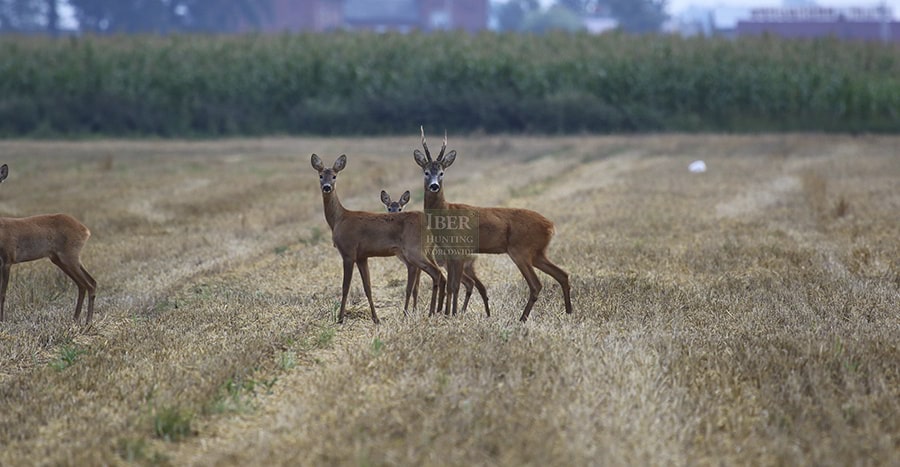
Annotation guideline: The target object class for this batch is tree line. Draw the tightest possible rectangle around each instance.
[0,0,267,34]
[1,0,668,35]
[496,0,666,33]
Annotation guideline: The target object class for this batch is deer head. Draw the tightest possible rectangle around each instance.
[381,190,411,213]
[311,153,347,194]
[413,126,456,193]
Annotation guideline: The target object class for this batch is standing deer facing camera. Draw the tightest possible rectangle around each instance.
[312,154,445,324]
[0,164,97,324]
[414,128,572,321]
[381,190,489,316]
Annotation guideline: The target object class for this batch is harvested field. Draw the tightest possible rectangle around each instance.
[0,134,898,465]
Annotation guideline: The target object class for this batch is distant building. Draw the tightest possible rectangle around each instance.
[736,6,899,42]
[667,6,752,37]
[250,0,489,33]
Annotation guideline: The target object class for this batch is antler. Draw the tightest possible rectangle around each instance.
[420,125,432,162]
[437,130,447,161]
[420,126,449,162]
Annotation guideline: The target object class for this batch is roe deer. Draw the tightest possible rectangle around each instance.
[0,164,98,324]
[381,190,489,316]
[414,128,572,322]
[312,154,445,324]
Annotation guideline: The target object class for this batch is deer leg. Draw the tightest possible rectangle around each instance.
[0,262,9,322]
[338,258,354,324]
[54,255,97,324]
[412,268,421,311]
[444,260,464,317]
[428,263,448,316]
[510,254,543,322]
[410,255,444,316]
[442,262,454,316]
[429,260,445,317]
[79,265,98,324]
[430,264,445,317]
[400,258,414,317]
[402,261,420,316]
[50,255,88,324]
[452,262,465,316]
[534,254,572,314]
[437,266,445,317]
[356,259,379,324]
[460,274,474,314]
[467,267,490,317]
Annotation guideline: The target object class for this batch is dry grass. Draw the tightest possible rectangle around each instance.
[0,135,898,466]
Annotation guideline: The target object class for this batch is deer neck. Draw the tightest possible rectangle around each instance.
[424,186,449,211]
[321,190,347,230]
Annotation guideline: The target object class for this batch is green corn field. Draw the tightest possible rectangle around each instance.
[1,31,898,136]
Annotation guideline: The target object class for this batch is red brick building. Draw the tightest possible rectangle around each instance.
[254,0,488,33]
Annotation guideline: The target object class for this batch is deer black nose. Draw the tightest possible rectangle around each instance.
[322,185,333,193]
[429,183,440,192]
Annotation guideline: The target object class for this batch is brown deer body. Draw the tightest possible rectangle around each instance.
[0,164,97,324]
[312,155,445,324]
[381,190,489,316]
[414,129,572,322]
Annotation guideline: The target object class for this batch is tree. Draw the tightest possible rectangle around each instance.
[557,0,602,14]
[67,0,270,34]
[556,0,667,33]
[607,0,666,33]
[175,0,270,33]
[0,0,43,32]
[69,0,176,33]
[495,0,539,32]
[521,5,584,33]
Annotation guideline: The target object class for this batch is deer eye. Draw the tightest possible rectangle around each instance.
[424,171,430,177]
[439,171,444,177]
[319,175,323,179]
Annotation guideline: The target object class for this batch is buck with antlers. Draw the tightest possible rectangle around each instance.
[312,154,445,324]
[413,128,572,322]
[381,190,490,316]
[0,164,98,324]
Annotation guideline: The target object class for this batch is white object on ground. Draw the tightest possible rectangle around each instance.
[689,160,707,173]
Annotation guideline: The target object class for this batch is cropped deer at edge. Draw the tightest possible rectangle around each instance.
[312,154,445,324]
[381,190,489,316]
[0,164,98,324]
[414,128,573,322]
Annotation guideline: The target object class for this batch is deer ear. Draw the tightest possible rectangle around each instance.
[414,149,429,168]
[441,150,457,169]
[400,190,411,206]
[333,154,347,172]
[0,164,7,183]
[311,154,324,172]
[380,190,391,206]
